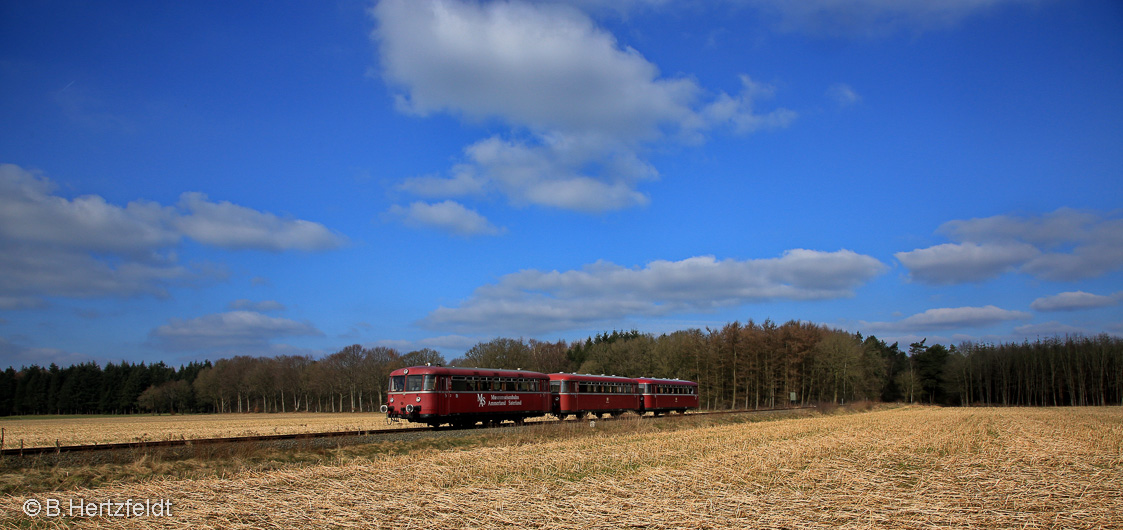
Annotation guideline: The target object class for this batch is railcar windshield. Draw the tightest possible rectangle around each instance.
[403,375,437,391]
[390,376,405,392]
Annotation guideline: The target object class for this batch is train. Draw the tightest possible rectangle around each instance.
[380,365,699,428]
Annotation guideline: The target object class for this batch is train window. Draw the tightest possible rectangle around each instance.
[451,377,467,391]
[423,375,436,391]
[406,375,424,392]
[390,376,405,392]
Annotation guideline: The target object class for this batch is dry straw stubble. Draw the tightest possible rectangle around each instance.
[2,406,1120,529]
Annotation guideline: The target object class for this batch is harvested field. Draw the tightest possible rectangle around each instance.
[0,412,412,448]
[2,406,1121,529]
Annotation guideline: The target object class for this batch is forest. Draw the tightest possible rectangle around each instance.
[2,320,1121,416]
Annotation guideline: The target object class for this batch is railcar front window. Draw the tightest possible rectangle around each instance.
[423,375,436,391]
[390,376,405,392]
[406,375,424,391]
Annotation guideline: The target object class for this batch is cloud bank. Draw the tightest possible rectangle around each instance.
[423,249,886,334]
[372,0,795,226]
[896,208,1123,284]
[148,311,324,352]
[863,305,1032,333]
[0,163,347,306]
[387,200,505,236]
[1031,291,1123,312]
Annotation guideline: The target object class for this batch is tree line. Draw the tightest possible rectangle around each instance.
[2,322,1120,415]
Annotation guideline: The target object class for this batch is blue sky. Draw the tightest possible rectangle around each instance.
[1,0,1121,368]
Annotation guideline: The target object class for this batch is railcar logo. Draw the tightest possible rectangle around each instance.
[477,393,486,407]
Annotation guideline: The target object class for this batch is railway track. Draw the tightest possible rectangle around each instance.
[1,407,811,457]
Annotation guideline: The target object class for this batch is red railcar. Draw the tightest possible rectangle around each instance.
[382,366,550,427]
[635,377,699,415]
[548,373,642,419]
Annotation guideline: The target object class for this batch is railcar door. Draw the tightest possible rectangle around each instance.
[438,375,451,418]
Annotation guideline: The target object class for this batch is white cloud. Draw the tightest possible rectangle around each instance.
[398,169,487,198]
[175,192,347,252]
[0,246,215,300]
[148,311,323,352]
[422,249,886,334]
[388,200,505,236]
[0,163,346,305]
[897,208,1123,284]
[0,164,178,256]
[827,83,862,107]
[862,305,1032,333]
[702,75,799,135]
[1030,291,1123,312]
[374,0,695,136]
[372,0,794,214]
[895,242,1040,284]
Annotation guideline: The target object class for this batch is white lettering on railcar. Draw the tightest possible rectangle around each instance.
[476,393,524,407]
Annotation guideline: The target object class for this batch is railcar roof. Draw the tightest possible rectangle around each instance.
[548,373,637,382]
[634,377,698,385]
[388,366,549,378]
